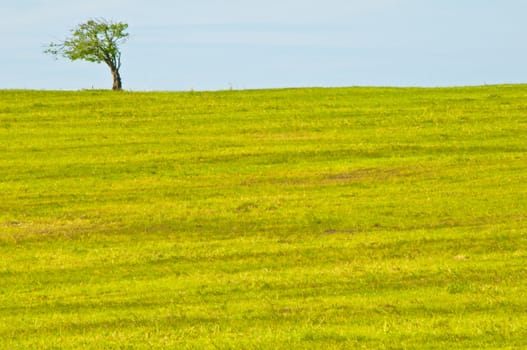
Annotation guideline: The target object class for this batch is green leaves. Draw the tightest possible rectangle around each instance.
[45,19,129,90]
[46,18,128,68]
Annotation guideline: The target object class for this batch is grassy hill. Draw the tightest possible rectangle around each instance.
[0,86,526,349]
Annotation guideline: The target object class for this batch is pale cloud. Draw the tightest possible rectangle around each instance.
[127,0,409,25]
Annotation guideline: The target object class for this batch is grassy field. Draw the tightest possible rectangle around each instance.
[0,86,526,349]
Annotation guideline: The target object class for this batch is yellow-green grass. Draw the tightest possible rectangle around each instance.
[0,86,526,349]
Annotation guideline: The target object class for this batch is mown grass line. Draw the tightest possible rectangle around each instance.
[0,86,526,349]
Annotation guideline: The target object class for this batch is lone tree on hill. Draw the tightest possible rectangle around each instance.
[45,19,129,91]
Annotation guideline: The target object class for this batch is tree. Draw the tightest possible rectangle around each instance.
[45,19,129,91]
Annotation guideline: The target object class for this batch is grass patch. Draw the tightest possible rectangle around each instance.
[1,86,526,348]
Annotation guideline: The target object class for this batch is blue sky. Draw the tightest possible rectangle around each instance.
[1,0,526,90]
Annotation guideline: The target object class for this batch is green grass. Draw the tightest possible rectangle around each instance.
[0,86,526,349]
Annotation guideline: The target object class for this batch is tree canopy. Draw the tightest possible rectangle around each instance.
[45,19,129,90]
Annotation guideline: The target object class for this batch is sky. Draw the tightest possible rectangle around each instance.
[1,0,527,91]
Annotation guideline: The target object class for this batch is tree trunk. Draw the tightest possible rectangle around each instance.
[111,68,122,91]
